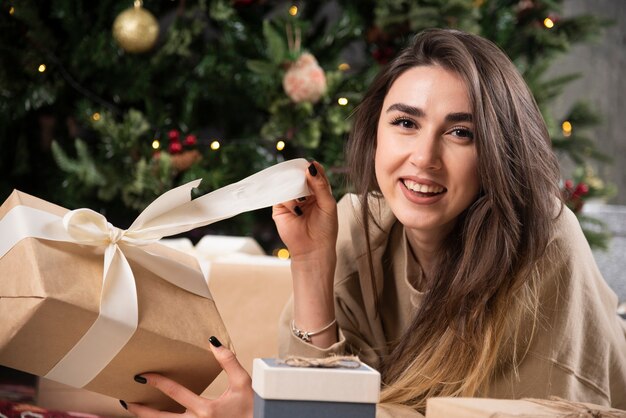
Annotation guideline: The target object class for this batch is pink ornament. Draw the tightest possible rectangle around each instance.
[283,52,327,104]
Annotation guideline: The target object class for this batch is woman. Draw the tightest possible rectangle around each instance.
[125,29,626,417]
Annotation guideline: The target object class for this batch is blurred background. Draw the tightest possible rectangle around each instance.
[1,0,625,408]
[0,0,624,257]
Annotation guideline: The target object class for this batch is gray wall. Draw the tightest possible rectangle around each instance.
[548,0,626,204]
[585,203,626,302]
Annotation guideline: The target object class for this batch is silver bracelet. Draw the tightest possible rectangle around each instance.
[291,319,337,343]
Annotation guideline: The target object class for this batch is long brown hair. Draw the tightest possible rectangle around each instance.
[346,29,562,410]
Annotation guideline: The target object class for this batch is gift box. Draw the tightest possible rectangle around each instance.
[252,357,380,418]
[198,255,293,399]
[37,377,133,417]
[425,397,626,418]
[159,235,294,399]
[0,189,230,412]
[0,158,311,413]
[35,238,293,415]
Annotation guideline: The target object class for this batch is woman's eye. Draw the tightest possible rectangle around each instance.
[451,128,474,140]
[390,117,416,129]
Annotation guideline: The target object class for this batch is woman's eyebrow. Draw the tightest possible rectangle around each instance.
[446,112,473,123]
[386,103,425,117]
[386,104,472,124]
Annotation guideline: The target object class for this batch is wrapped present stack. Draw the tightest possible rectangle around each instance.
[0,159,310,412]
[0,188,229,412]
[252,357,380,418]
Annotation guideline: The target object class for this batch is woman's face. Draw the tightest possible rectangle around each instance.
[375,65,480,243]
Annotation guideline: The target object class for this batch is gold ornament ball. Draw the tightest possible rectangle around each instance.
[112,4,159,53]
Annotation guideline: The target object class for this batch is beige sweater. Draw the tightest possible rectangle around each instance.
[279,194,626,417]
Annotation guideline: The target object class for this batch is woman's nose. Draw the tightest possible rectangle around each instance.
[410,133,442,170]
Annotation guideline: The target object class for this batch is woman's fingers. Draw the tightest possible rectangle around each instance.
[208,336,252,391]
[273,196,317,218]
[306,162,335,212]
[123,340,252,418]
[124,402,183,418]
[273,161,331,217]
[131,373,203,414]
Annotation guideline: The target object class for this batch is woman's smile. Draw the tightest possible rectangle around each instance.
[375,65,480,242]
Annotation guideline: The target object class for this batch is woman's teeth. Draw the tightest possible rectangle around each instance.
[403,179,444,194]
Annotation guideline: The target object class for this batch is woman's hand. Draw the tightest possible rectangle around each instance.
[124,337,252,418]
[272,161,338,260]
[272,162,339,347]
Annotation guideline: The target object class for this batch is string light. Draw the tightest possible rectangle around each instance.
[152,139,160,149]
[543,17,555,29]
[9,6,15,15]
[337,97,348,106]
[210,140,220,150]
[92,112,101,121]
[276,140,286,151]
[276,248,290,259]
[38,64,46,73]
[338,63,350,71]
[289,5,298,16]
[562,120,572,137]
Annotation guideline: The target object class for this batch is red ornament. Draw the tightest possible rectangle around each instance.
[574,182,589,196]
[564,179,574,190]
[184,134,197,146]
[169,142,183,154]
[168,129,180,142]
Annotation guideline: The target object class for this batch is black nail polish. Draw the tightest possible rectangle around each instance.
[294,206,303,216]
[308,163,318,177]
[134,375,147,384]
[209,336,222,347]
[119,400,128,410]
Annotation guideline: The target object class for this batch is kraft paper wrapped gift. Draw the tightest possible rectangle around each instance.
[0,189,230,412]
[159,236,294,400]
[252,357,381,418]
[36,239,293,415]
[425,397,626,418]
[0,159,311,412]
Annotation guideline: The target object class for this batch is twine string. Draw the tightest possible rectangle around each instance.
[278,355,362,369]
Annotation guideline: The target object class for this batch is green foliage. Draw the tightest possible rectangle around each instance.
[50,107,177,212]
[552,101,611,164]
[51,138,105,187]
[375,0,481,34]
[0,0,615,249]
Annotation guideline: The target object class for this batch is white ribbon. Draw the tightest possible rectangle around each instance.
[0,158,310,387]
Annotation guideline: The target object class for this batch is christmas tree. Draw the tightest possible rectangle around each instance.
[0,0,614,251]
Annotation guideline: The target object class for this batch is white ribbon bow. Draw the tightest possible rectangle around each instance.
[0,158,310,387]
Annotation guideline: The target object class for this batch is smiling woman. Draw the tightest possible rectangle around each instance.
[276,28,626,417]
[123,29,626,418]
